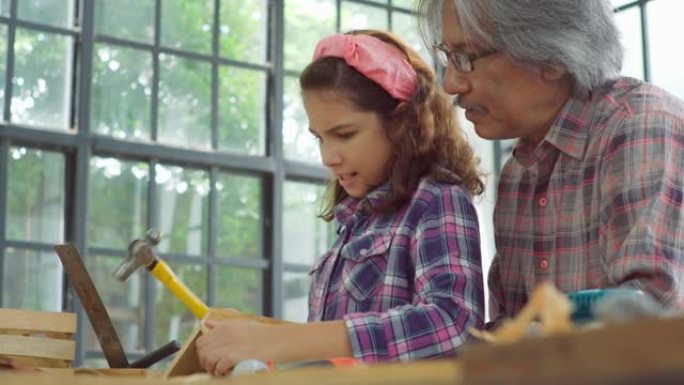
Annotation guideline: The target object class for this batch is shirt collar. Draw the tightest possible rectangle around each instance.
[513,88,594,163]
[333,181,391,225]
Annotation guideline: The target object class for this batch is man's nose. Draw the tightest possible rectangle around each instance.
[442,65,471,95]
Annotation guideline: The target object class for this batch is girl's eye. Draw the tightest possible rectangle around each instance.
[338,132,355,140]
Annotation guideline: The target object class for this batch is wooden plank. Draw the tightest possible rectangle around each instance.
[0,309,76,335]
[0,329,73,340]
[163,325,202,378]
[164,308,288,378]
[461,316,684,385]
[0,355,71,369]
[0,359,461,385]
[0,335,75,361]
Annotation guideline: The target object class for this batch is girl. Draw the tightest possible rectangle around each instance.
[197,30,485,375]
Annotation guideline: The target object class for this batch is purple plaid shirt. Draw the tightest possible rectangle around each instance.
[308,175,484,362]
[490,77,684,323]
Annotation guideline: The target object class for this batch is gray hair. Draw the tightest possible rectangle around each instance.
[417,0,624,92]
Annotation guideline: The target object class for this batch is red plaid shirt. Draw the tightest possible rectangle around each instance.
[490,77,684,323]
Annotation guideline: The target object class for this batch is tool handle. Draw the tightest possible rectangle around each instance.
[129,340,181,368]
[150,260,209,319]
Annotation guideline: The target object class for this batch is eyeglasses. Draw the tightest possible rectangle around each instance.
[432,43,497,73]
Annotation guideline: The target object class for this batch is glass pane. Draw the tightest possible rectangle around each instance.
[7,148,64,243]
[154,262,206,347]
[648,0,684,100]
[158,55,211,148]
[284,0,336,72]
[92,45,153,140]
[161,0,213,54]
[3,248,63,311]
[283,75,321,163]
[12,29,73,129]
[392,10,433,67]
[341,2,389,32]
[84,255,146,354]
[283,181,332,266]
[614,7,644,80]
[156,165,209,256]
[215,173,261,259]
[89,157,149,249]
[215,266,261,313]
[1,1,8,16]
[218,66,266,155]
[283,272,310,322]
[95,0,154,43]
[219,0,267,63]
[392,0,415,9]
[17,0,74,28]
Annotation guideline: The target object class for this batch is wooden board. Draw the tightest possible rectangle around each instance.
[164,308,288,378]
[461,316,684,385]
[0,359,461,385]
[0,335,75,361]
[0,309,76,336]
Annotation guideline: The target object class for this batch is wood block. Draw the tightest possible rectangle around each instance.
[0,308,76,336]
[0,309,77,369]
[164,308,288,378]
[0,335,75,361]
[461,316,684,385]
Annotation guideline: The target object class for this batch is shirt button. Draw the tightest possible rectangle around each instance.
[540,259,549,270]
[538,197,548,207]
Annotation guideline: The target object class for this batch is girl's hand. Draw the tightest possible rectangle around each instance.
[196,319,281,376]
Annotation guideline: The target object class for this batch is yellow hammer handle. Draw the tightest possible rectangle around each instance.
[150,260,209,319]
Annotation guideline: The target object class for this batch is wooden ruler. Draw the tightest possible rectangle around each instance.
[55,244,129,368]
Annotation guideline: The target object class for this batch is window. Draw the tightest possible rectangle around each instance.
[613,0,684,99]
[0,0,420,367]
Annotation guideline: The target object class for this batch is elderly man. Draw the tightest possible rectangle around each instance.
[417,0,684,325]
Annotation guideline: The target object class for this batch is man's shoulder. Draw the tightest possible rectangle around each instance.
[599,77,684,120]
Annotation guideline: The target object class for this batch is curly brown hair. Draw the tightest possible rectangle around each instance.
[300,29,484,222]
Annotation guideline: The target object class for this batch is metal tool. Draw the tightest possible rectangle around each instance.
[114,229,209,319]
[55,244,181,368]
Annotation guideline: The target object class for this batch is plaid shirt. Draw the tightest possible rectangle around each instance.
[490,77,684,323]
[308,175,484,362]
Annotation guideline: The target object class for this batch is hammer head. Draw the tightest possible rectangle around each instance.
[114,229,161,282]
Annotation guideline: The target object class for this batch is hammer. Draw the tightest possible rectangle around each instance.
[114,229,209,319]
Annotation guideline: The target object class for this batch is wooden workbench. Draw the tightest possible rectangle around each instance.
[2,315,684,384]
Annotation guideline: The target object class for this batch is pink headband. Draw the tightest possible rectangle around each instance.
[312,34,418,101]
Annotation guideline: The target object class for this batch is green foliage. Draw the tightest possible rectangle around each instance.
[91,45,152,139]
[284,0,336,71]
[17,0,71,28]
[219,0,266,63]
[7,148,64,242]
[12,29,71,127]
[216,173,261,259]
[161,0,213,53]
[156,166,209,255]
[88,158,148,249]
[95,0,155,43]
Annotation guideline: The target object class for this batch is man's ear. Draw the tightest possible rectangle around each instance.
[541,65,566,81]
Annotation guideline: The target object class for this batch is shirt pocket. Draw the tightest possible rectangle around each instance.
[339,233,393,303]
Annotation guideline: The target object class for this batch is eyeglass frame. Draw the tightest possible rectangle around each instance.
[432,43,497,73]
